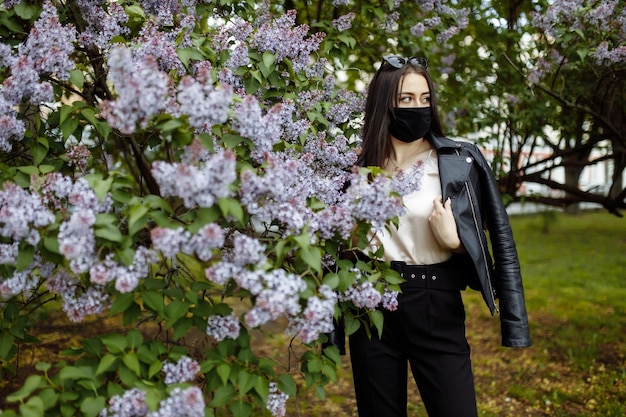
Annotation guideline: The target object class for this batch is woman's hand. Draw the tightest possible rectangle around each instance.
[429,195,464,252]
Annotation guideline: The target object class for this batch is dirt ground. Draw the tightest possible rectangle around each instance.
[2,293,625,416]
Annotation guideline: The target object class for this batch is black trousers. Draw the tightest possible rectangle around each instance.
[349,282,478,417]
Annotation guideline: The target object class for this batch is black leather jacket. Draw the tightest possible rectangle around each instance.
[432,135,531,348]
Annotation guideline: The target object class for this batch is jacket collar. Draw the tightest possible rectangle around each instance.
[429,135,464,152]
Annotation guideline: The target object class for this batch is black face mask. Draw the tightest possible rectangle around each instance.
[388,107,431,143]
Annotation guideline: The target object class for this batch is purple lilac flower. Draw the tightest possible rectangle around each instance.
[63,286,109,322]
[100,46,170,134]
[66,144,91,172]
[58,208,96,274]
[2,55,53,105]
[252,9,325,72]
[592,41,626,65]
[328,89,366,126]
[0,42,14,68]
[391,162,425,196]
[176,75,233,133]
[76,0,129,50]
[244,269,306,328]
[188,223,225,261]
[339,271,382,310]
[0,242,18,264]
[225,42,250,70]
[0,99,25,151]
[150,227,192,258]
[332,13,355,32]
[287,285,336,344]
[239,155,314,234]
[232,96,284,161]
[151,149,236,208]
[332,0,349,5]
[310,205,355,240]
[99,387,148,417]
[136,19,185,74]
[231,234,267,267]
[147,386,205,417]
[17,1,77,80]
[206,314,241,341]
[0,269,38,298]
[266,382,289,417]
[0,182,55,245]
[382,11,399,33]
[162,356,201,385]
[382,287,399,311]
[341,171,405,231]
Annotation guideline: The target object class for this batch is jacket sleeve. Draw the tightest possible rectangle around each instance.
[471,145,531,348]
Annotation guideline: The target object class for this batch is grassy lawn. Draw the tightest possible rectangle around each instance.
[287,210,626,416]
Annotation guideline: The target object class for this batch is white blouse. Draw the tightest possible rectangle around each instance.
[368,152,452,265]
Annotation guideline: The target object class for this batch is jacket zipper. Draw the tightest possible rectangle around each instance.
[464,181,499,315]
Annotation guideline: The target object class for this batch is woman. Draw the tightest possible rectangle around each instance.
[347,55,531,417]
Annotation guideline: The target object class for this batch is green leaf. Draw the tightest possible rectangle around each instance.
[6,375,42,402]
[126,329,143,349]
[59,366,92,382]
[148,360,162,378]
[230,400,252,417]
[80,396,106,417]
[0,333,16,360]
[217,363,231,386]
[344,315,360,336]
[19,396,45,417]
[110,293,135,315]
[237,370,257,395]
[370,310,384,338]
[16,243,35,271]
[14,2,39,19]
[208,385,235,407]
[100,334,127,354]
[95,354,118,376]
[142,290,165,316]
[277,374,297,397]
[165,300,189,326]
[69,70,85,90]
[122,352,141,376]
[322,273,339,289]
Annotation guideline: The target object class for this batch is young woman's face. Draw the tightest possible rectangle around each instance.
[396,72,430,109]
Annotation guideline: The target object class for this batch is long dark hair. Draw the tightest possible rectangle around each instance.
[358,61,444,167]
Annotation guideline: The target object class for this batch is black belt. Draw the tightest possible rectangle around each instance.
[390,260,467,290]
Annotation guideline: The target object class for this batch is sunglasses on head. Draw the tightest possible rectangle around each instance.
[382,55,429,69]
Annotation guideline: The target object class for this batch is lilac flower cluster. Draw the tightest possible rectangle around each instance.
[332,13,355,32]
[17,1,77,80]
[150,223,224,261]
[0,182,55,246]
[162,356,201,385]
[266,382,289,417]
[390,161,425,196]
[0,242,18,265]
[239,154,313,233]
[89,246,156,293]
[382,287,399,311]
[232,97,284,161]
[148,387,205,417]
[339,271,382,310]
[206,314,241,341]
[151,149,236,208]
[66,144,92,173]
[252,10,326,72]
[99,387,148,417]
[342,171,406,231]
[286,285,336,344]
[0,2,76,151]
[100,46,170,134]
[176,75,233,133]
[46,269,110,322]
[100,386,204,417]
[327,89,366,127]
[58,208,96,274]
[0,255,53,299]
[76,0,129,50]
[136,20,185,74]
